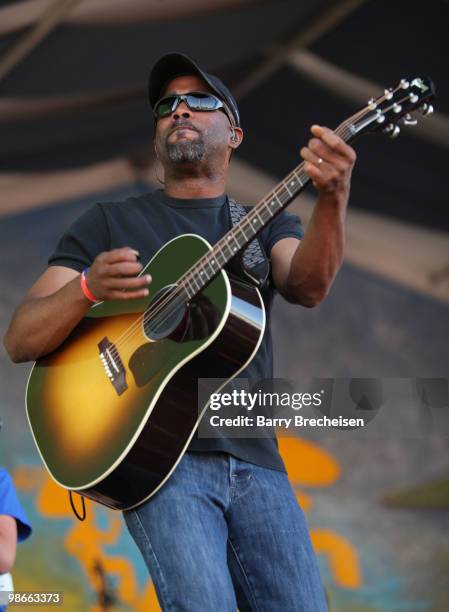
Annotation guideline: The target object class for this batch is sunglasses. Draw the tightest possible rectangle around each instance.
[153,91,234,125]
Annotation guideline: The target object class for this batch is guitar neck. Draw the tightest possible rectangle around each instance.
[179,73,435,299]
[180,122,355,300]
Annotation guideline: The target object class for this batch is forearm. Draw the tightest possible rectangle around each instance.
[0,536,16,573]
[4,249,149,363]
[4,276,91,363]
[0,517,17,573]
[285,192,347,306]
[283,122,356,306]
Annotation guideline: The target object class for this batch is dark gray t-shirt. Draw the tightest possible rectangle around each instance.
[48,189,303,471]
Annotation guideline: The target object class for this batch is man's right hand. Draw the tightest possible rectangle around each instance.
[4,247,152,362]
[84,247,152,301]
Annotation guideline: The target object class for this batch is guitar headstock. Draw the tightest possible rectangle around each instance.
[347,77,435,140]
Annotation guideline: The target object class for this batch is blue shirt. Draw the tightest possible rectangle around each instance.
[0,468,32,611]
[0,469,32,542]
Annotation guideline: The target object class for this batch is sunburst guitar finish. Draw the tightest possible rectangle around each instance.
[26,234,265,510]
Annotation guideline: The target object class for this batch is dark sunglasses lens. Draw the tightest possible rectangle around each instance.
[186,94,222,111]
[155,96,177,117]
[154,93,223,118]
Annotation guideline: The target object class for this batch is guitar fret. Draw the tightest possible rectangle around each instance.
[180,284,190,301]
[229,232,240,254]
[256,208,266,225]
[280,190,288,205]
[223,239,236,258]
[215,244,226,265]
[266,192,279,213]
[241,219,254,238]
[264,202,274,217]
[260,205,272,223]
[184,276,194,298]
[191,274,201,292]
[199,253,216,282]
[248,208,263,232]
[275,194,283,208]
[216,249,226,265]
[284,182,293,197]
[239,224,250,242]
[255,208,264,223]
[298,168,308,185]
[293,171,303,188]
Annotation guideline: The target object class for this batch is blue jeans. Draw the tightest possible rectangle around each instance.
[123,451,327,611]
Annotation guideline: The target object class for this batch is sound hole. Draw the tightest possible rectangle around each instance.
[143,284,187,341]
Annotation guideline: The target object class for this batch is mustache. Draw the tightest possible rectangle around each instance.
[169,121,200,135]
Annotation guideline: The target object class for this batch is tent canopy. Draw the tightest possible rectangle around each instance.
[0,0,447,230]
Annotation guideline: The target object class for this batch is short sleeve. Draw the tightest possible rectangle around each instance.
[260,209,304,256]
[0,469,32,542]
[48,203,110,272]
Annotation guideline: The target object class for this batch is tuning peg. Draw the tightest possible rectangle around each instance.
[400,79,410,89]
[393,103,402,113]
[420,103,434,116]
[401,113,418,126]
[391,125,400,138]
[368,97,377,110]
[376,110,385,123]
[409,93,419,103]
[383,123,400,138]
[384,88,393,100]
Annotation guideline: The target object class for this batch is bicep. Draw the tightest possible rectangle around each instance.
[26,266,80,300]
[270,237,300,296]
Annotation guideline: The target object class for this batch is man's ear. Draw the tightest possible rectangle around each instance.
[229,127,243,149]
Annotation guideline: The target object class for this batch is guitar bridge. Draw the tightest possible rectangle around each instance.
[98,337,128,396]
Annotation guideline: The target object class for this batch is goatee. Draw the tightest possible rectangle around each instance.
[166,138,206,163]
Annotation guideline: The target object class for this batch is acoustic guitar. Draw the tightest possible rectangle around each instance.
[26,77,434,510]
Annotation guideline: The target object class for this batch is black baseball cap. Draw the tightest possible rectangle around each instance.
[148,52,240,127]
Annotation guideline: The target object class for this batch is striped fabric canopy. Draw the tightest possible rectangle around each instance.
[0,0,447,234]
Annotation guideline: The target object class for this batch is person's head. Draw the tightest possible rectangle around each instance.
[148,54,243,175]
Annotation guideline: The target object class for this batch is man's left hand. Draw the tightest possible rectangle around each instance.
[300,125,356,199]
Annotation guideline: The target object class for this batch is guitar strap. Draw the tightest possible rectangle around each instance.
[227,197,270,289]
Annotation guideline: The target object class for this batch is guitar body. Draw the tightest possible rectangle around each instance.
[26,234,265,510]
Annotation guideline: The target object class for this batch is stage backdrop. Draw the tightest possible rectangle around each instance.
[1,183,448,612]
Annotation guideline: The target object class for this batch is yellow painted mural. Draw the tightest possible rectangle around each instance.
[278,437,361,590]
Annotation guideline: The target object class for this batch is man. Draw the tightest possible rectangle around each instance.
[4,53,356,610]
[0,467,32,611]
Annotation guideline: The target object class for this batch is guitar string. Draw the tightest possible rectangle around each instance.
[105,87,414,361]
[103,119,360,362]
